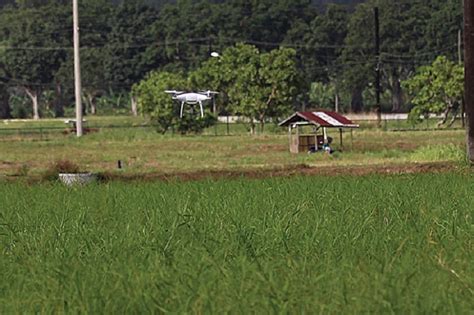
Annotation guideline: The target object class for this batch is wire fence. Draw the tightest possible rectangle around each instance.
[0,117,467,141]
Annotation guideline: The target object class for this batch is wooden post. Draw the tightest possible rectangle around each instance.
[288,125,292,153]
[465,0,474,162]
[350,129,354,151]
[314,132,318,152]
[296,125,300,153]
[339,128,343,150]
[374,7,382,128]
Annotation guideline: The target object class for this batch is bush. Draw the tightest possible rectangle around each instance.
[176,113,217,135]
[41,160,80,181]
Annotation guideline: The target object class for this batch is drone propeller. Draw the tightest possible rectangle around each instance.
[164,90,184,95]
[200,90,219,97]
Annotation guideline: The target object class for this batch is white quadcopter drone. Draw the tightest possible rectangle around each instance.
[165,90,219,118]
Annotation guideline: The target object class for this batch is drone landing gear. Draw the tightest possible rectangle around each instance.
[179,102,205,118]
[180,101,185,118]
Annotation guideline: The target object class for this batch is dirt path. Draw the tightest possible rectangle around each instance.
[2,161,466,184]
[100,162,464,183]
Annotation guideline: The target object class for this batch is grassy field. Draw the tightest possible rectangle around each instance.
[0,116,468,177]
[1,173,472,313]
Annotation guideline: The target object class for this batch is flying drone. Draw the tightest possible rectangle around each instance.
[165,90,219,118]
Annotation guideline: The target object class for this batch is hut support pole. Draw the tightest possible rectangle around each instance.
[339,128,343,151]
[288,125,292,153]
[350,129,354,151]
[296,125,300,153]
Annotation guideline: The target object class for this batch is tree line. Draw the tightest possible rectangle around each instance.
[0,0,463,122]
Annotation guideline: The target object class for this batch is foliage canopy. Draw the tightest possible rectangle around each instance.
[403,56,463,125]
[0,0,465,119]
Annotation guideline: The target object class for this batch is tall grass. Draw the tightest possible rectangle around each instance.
[410,144,466,162]
[0,174,473,313]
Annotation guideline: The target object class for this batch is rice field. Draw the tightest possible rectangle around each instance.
[1,173,472,313]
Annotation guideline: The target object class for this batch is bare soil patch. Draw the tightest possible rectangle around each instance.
[98,162,462,183]
[1,159,466,184]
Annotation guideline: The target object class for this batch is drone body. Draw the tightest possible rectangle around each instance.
[165,90,218,118]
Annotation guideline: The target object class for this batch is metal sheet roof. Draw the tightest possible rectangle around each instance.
[279,111,359,128]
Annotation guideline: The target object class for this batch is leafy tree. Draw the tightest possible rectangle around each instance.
[403,56,463,126]
[0,0,464,121]
[105,0,159,90]
[309,82,336,110]
[79,0,114,115]
[259,47,300,118]
[133,71,215,134]
[341,0,462,113]
[221,44,299,133]
[375,1,442,113]
[137,44,299,135]
[286,4,349,111]
[225,0,315,48]
[424,0,462,62]
[101,0,161,116]
[14,0,67,8]
[0,4,69,119]
[188,55,228,114]
[133,71,186,133]
[53,0,115,116]
[149,0,221,72]
[339,2,374,112]
[304,4,349,83]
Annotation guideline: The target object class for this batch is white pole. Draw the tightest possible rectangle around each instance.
[73,0,83,137]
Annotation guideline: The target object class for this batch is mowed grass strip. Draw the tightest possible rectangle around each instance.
[0,128,467,176]
[0,173,473,313]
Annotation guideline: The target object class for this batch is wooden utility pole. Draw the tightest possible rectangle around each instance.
[374,7,382,127]
[465,0,474,162]
[73,0,83,137]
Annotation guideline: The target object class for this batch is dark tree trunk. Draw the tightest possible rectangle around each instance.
[351,88,364,113]
[438,102,453,127]
[465,0,474,163]
[53,83,64,118]
[0,85,11,119]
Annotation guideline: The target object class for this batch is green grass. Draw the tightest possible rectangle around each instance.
[1,173,473,313]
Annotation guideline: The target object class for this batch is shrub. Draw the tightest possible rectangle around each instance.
[41,160,80,181]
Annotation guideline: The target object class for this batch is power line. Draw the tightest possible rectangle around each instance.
[0,37,460,58]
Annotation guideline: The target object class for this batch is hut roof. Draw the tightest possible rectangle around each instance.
[279,111,359,129]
